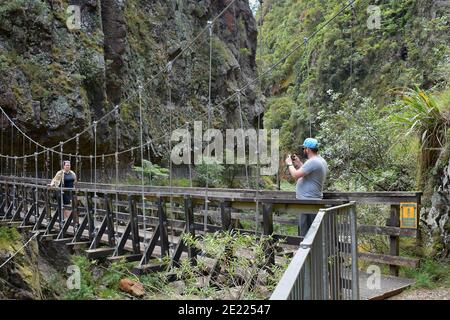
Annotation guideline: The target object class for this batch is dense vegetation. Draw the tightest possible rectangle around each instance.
[57,232,287,300]
[260,0,448,190]
[258,0,449,258]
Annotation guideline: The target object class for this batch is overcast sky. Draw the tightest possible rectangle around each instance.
[249,0,259,14]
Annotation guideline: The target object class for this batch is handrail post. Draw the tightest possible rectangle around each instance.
[184,195,197,264]
[262,203,274,265]
[349,203,359,299]
[388,204,400,276]
[321,213,329,300]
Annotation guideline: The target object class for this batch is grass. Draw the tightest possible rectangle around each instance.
[401,258,450,289]
[61,231,290,300]
[0,226,21,249]
[63,256,136,300]
[279,180,295,192]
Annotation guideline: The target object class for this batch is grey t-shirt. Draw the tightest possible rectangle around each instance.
[296,155,328,199]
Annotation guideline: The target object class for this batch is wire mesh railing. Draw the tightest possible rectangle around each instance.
[270,201,359,300]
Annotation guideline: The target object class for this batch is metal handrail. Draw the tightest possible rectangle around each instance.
[270,201,359,300]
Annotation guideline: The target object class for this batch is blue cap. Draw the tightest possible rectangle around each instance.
[302,138,319,149]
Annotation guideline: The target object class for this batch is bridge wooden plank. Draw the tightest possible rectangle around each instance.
[359,252,420,267]
[85,247,116,259]
[9,201,23,222]
[32,207,47,232]
[358,225,417,237]
[89,213,109,250]
[57,210,74,240]
[133,261,165,275]
[139,224,161,265]
[358,272,415,300]
[1,202,13,221]
[114,220,131,256]
[0,199,6,217]
[107,254,142,262]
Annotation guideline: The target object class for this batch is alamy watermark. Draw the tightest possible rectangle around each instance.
[66,265,81,290]
[66,5,81,30]
[367,5,381,30]
[170,121,280,176]
[366,265,381,290]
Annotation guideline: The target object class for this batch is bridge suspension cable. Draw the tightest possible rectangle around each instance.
[0,232,39,270]
[93,121,98,234]
[138,84,149,264]
[0,0,359,192]
[0,0,240,161]
[209,0,359,115]
[203,19,214,233]
[114,106,120,242]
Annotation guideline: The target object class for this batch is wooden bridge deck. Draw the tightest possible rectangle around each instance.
[0,176,422,300]
[358,272,415,300]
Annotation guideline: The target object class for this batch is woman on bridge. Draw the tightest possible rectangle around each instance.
[49,160,78,228]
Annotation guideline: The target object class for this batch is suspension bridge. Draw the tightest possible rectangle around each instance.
[0,0,421,300]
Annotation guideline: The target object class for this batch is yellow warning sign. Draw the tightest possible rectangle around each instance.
[400,202,418,229]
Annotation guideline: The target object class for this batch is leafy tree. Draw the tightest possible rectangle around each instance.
[391,87,449,188]
[133,159,169,185]
[317,89,416,191]
[195,157,225,188]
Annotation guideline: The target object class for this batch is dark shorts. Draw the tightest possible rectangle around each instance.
[63,192,72,205]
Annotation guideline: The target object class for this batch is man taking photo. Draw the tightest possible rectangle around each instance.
[285,138,328,237]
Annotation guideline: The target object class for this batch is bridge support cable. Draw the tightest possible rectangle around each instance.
[0,232,39,270]
[138,84,149,264]
[204,20,214,233]
[236,90,250,189]
[114,105,120,243]
[10,118,14,178]
[93,121,98,235]
[255,0,265,234]
[59,142,64,229]
[186,122,193,188]
[45,149,49,180]
[22,135,25,178]
[347,2,356,191]
[34,151,38,224]
[211,0,359,115]
[51,151,54,180]
[75,134,80,179]
[1,117,3,176]
[11,126,14,180]
[305,37,313,138]
[167,63,176,256]
[0,0,239,163]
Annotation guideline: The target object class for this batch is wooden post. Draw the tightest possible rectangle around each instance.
[262,203,275,265]
[389,205,400,276]
[129,195,141,254]
[104,194,116,247]
[184,196,197,263]
[220,201,232,231]
[157,197,169,257]
[72,190,78,226]
[22,185,28,218]
[415,194,422,248]
[85,193,95,241]
[5,183,9,211]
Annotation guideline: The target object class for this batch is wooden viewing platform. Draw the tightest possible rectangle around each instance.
[0,175,421,299]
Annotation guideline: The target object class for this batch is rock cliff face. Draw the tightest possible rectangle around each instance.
[421,142,450,258]
[0,0,262,163]
[0,228,71,299]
